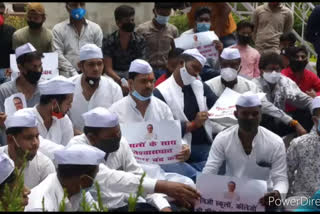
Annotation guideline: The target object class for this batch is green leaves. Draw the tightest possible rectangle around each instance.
[128,172,146,212]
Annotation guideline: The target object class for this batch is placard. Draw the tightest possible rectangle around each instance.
[4,93,27,116]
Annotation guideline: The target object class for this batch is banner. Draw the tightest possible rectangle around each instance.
[195,174,267,212]
[120,120,182,164]
[4,93,27,116]
[10,52,59,81]
[174,31,219,60]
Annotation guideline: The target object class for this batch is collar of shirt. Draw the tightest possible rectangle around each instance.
[68,18,88,26]
[128,94,153,117]
[33,105,58,127]
[115,30,137,42]
[265,3,284,12]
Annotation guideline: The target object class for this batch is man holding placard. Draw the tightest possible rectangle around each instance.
[203,92,288,210]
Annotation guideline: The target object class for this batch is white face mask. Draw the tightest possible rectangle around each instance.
[263,71,281,84]
[220,67,238,82]
[180,63,197,86]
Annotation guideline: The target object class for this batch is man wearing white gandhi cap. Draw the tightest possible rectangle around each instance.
[23,75,75,146]
[154,48,219,179]
[203,91,288,209]
[0,108,55,189]
[68,107,200,211]
[286,96,320,205]
[0,152,30,208]
[68,43,122,135]
[25,143,105,211]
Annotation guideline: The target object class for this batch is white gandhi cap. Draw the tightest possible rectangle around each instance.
[129,59,153,74]
[5,108,38,129]
[0,153,15,185]
[54,144,105,165]
[236,91,262,107]
[182,48,206,67]
[312,96,320,111]
[15,42,37,59]
[38,75,76,95]
[82,107,119,128]
[220,47,241,60]
[79,43,103,61]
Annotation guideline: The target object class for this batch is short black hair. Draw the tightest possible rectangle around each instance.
[39,94,68,105]
[259,51,283,70]
[180,53,199,64]
[13,97,22,101]
[128,72,141,80]
[154,2,173,9]
[57,164,98,178]
[195,7,211,20]
[114,5,135,22]
[228,181,236,186]
[237,20,254,32]
[147,124,153,128]
[168,48,184,60]
[287,45,308,60]
[280,32,297,44]
[16,51,44,66]
[0,2,5,9]
[0,171,16,194]
[83,126,103,136]
[5,127,25,136]
[313,108,320,116]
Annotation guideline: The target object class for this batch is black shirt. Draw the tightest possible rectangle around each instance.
[0,24,16,68]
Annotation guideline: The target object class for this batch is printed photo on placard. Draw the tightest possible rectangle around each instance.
[4,93,27,116]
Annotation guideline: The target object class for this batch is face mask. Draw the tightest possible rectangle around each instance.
[71,8,86,20]
[181,7,191,13]
[13,136,35,161]
[263,71,281,84]
[80,175,94,193]
[52,103,64,119]
[0,15,4,26]
[290,60,308,72]
[23,70,42,85]
[197,22,211,32]
[27,21,42,29]
[180,64,197,86]
[96,136,121,154]
[237,34,251,45]
[121,22,135,32]
[220,67,238,82]
[238,118,259,133]
[131,90,151,101]
[85,76,100,88]
[155,14,170,25]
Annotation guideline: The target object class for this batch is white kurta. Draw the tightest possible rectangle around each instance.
[25,173,96,211]
[38,136,65,164]
[68,74,123,131]
[0,146,56,189]
[68,134,169,210]
[31,106,74,146]
[203,125,288,196]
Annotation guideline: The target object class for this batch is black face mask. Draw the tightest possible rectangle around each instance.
[27,21,43,30]
[121,22,135,32]
[238,118,259,133]
[221,78,237,89]
[96,136,121,154]
[85,76,100,88]
[290,60,308,72]
[237,34,252,45]
[23,70,42,85]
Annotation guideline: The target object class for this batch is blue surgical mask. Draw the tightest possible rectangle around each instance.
[132,90,151,101]
[197,22,211,32]
[155,15,170,25]
[71,8,86,20]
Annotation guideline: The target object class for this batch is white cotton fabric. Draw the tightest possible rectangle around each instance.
[15,42,36,59]
[82,107,119,128]
[182,48,206,67]
[0,152,14,184]
[38,75,75,95]
[4,108,38,128]
[129,59,153,74]
[236,91,262,107]
[220,47,241,60]
[79,43,103,61]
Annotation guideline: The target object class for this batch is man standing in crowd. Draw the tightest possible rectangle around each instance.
[0,108,55,189]
[203,92,288,211]
[12,3,53,53]
[68,44,122,135]
[103,5,145,96]
[136,2,178,79]
[0,2,16,84]
[252,2,293,54]
[52,2,103,77]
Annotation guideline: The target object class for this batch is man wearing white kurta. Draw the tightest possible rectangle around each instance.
[0,108,55,189]
[25,144,105,211]
[30,76,75,146]
[109,59,197,182]
[68,44,123,133]
[68,107,172,211]
[203,92,288,209]
[205,47,307,136]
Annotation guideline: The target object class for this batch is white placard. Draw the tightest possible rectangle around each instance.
[174,31,219,60]
[195,174,267,212]
[4,93,27,116]
[120,120,182,164]
[10,52,59,81]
